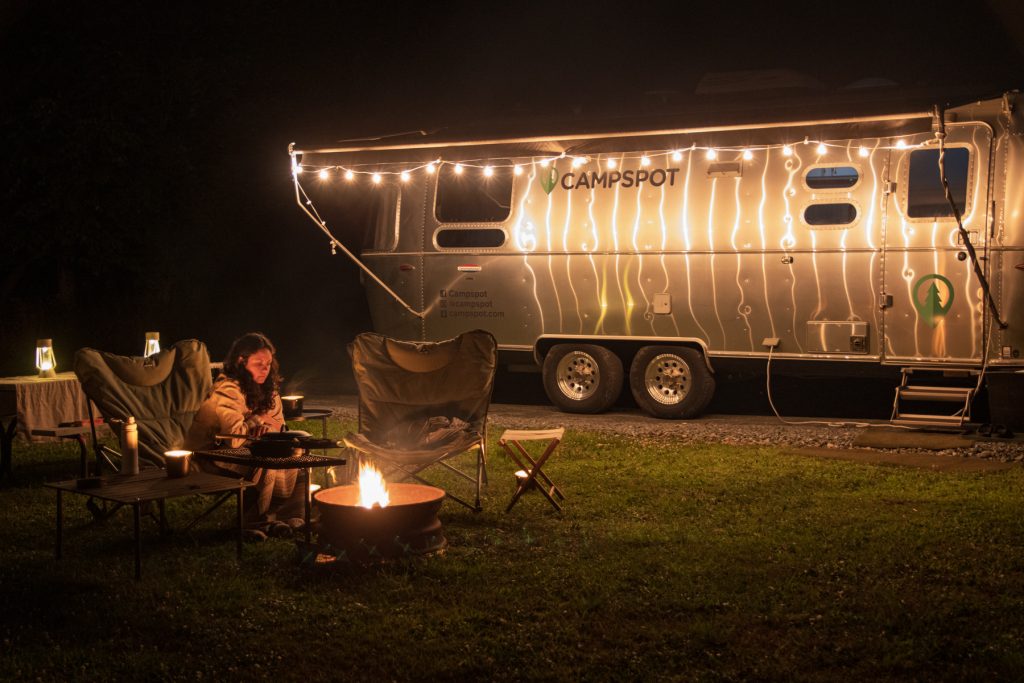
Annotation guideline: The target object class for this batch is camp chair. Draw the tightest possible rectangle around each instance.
[343,330,497,511]
[74,339,212,473]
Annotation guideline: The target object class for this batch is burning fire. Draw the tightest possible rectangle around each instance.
[358,462,390,508]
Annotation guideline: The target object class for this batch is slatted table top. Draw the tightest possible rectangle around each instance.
[44,468,251,503]
[195,448,346,470]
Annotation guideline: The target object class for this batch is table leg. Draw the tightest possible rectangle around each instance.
[56,489,63,560]
[304,468,312,544]
[1,415,17,479]
[75,434,88,478]
[236,482,243,561]
[133,502,142,580]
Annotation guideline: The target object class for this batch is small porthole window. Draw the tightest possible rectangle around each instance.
[805,166,859,189]
[907,148,969,217]
[436,228,506,248]
[804,203,857,226]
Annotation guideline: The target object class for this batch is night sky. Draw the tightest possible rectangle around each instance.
[3,1,1022,392]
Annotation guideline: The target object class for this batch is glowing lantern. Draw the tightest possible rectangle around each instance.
[35,339,56,378]
[144,331,160,358]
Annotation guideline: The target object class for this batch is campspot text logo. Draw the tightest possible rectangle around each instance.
[539,165,682,194]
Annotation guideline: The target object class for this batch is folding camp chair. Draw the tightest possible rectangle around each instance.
[343,330,497,511]
[73,339,232,529]
[74,339,212,473]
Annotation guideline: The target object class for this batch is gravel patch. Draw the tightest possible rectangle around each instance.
[311,395,1024,463]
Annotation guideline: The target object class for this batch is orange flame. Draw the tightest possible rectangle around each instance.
[358,462,390,508]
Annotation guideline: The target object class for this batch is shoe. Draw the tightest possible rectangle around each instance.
[243,529,268,543]
[285,517,306,532]
[267,521,293,539]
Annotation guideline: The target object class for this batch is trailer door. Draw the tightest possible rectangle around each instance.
[882,123,992,363]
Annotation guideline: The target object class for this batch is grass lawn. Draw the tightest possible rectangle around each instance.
[1,418,1023,681]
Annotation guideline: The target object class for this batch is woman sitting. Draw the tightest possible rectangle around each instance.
[186,332,303,541]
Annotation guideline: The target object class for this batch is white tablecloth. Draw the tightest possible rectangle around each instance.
[0,373,94,442]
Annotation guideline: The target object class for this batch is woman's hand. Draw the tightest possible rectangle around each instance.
[249,423,271,438]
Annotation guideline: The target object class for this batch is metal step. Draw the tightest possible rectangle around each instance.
[891,414,969,429]
[897,385,975,402]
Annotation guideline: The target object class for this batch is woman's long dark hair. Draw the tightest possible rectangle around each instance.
[222,332,281,414]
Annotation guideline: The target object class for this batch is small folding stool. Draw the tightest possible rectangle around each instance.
[498,428,565,513]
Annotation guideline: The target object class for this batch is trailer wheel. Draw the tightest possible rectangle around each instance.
[542,344,624,414]
[629,346,715,419]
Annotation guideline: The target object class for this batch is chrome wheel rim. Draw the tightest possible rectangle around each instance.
[556,351,600,401]
[644,353,691,405]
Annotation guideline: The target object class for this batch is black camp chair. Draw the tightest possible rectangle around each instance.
[343,330,497,511]
[74,339,212,473]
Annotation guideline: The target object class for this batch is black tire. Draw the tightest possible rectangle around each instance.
[628,346,715,419]
[542,344,624,414]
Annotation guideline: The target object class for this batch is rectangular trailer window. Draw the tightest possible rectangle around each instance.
[435,161,513,223]
[363,185,399,251]
[907,148,969,217]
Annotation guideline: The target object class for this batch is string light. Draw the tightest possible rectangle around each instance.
[291,137,920,191]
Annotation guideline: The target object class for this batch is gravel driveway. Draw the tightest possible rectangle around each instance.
[310,394,1024,463]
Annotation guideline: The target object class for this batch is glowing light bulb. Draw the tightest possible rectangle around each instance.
[705,148,717,160]
[513,164,523,175]
[816,143,827,155]
[318,169,330,180]
[782,145,793,157]
[742,149,753,160]
[371,173,382,184]
[454,163,464,174]
[671,150,683,161]
[426,162,436,174]
[400,171,410,182]
[572,157,584,168]
[483,165,494,177]
[540,159,551,168]
[640,155,651,166]
[344,169,354,181]
[293,164,303,174]
[895,139,907,149]
[858,146,869,157]
[606,158,617,169]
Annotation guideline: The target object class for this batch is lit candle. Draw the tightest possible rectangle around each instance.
[281,395,304,418]
[164,450,192,478]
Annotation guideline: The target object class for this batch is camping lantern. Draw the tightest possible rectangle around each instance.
[144,331,161,358]
[35,339,56,378]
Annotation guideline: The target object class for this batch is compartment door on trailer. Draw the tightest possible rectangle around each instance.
[882,123,992,363]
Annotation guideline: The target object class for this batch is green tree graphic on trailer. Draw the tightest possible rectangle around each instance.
[913,274,955,327]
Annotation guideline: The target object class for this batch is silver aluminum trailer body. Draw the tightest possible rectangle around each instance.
[291,92,1024,421]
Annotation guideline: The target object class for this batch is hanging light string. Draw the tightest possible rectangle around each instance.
[290,137,923,181]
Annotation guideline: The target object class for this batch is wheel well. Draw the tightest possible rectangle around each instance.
[534,338,713,373]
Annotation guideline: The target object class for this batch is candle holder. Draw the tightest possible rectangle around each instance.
[281,395,304,419]
[164,450,192,478]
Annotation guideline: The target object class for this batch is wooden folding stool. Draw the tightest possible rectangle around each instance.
[498,428,565,513]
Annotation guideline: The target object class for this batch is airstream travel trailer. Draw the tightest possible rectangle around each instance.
[289,91,1024,426]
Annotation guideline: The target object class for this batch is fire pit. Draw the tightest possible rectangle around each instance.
[314,463,447,563]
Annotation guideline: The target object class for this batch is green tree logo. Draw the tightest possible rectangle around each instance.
[912,274,955,327]
[540,166,559,194]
